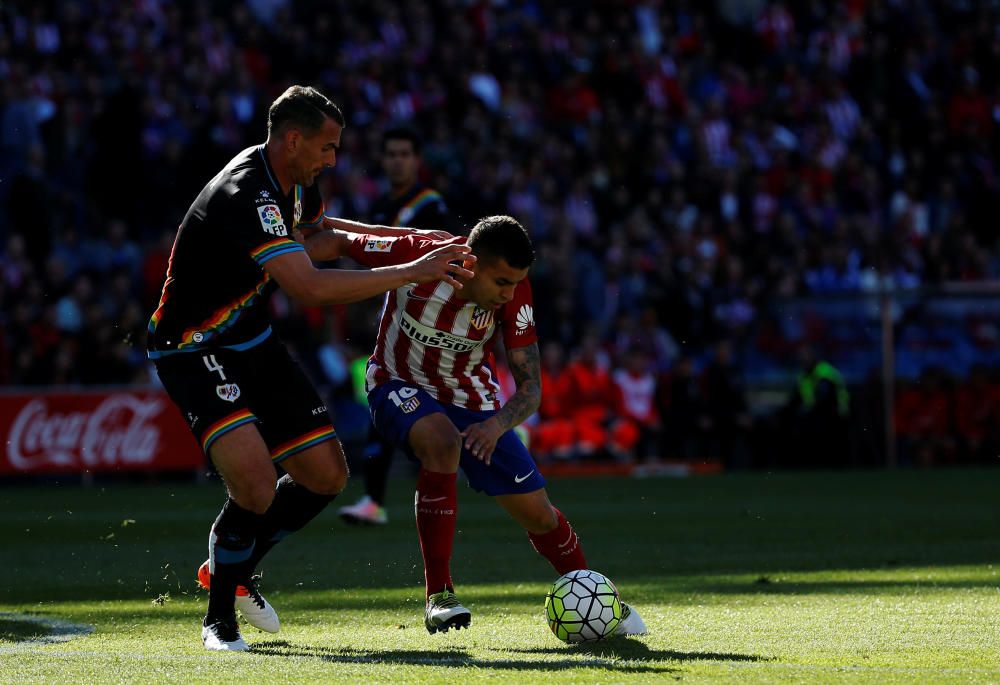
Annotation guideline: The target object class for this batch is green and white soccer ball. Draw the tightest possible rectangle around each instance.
[544,569,622,643]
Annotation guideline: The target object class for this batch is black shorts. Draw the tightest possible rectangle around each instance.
[153,335,336,462]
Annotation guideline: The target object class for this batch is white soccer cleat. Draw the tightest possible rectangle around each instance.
[235,575,280,633]
[338,495,388,525]
[197,561,279,633]
[202,616,249,651]
[614,602,648,636]
[425,589,472,634]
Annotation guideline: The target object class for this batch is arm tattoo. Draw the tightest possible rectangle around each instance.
[494,343,542,431]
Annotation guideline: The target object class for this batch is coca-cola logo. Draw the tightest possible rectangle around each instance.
[7,395,164,470]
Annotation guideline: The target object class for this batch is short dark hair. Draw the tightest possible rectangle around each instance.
[268,85,345,137]
[467,215,534,269]
[382,126,421,154]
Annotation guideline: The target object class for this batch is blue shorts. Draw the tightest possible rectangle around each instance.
[368,379,546,496]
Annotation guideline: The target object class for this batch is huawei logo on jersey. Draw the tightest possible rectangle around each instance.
[515,304,534,334]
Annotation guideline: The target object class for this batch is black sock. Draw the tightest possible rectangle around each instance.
[364,437,394,506]
[245,475,336,573]
[206,499,263,621]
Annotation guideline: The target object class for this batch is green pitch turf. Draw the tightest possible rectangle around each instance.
[0,468,997,683]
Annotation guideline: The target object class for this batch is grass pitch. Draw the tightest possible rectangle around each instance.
[0,468,998,683]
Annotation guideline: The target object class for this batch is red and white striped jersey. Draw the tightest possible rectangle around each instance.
[347,233,537,411]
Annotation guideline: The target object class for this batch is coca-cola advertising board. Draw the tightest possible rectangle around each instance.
[0,390,204,475]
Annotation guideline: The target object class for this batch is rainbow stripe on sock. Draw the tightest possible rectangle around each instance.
[271,426,337,463]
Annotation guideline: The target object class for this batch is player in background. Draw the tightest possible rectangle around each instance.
[339,127,451,526]
[147,85,472,651]
[304,215,647,635]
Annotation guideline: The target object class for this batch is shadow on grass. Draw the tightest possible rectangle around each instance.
[0,617,50,642]
[504,639,770,663]
[248,639,683,673]
[696,576,1000,596]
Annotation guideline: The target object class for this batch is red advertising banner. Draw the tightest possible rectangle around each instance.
[0,390,204,475]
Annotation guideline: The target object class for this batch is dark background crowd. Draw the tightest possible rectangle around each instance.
[2,0,1000,468]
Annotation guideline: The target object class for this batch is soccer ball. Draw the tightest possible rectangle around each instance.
[544,569,622,643]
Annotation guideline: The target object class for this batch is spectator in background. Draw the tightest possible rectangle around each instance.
[563,331,636,460]
[531,341,575,461]
[895,367,958,467]
[613,346,661,462]
[952,364,1000,462]
[656,356,707,461]
[339,126,452,527]
[701,340,753,469]
[782,345,850,468]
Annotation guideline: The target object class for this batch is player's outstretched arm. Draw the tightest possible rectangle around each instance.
[263,244,474,306]
[322,216,452,240]
[299,228,352,262]
[461,342,542,464]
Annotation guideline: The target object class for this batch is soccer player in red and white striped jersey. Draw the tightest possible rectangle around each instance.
[305,215,646,636]
[362,238,534,413]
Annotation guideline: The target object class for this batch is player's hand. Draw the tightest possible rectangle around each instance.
[404,244,475,289]
[460,417,504,465]
[412,228,454,240]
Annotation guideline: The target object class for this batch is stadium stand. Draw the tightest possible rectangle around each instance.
[2,1,1000,467]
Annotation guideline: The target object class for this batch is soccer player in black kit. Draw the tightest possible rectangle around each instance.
[339,127,451,526]
[147,85,472,651]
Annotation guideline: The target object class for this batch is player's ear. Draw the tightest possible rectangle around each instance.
[286,128,301,154]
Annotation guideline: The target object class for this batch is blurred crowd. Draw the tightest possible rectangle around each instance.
[2,1,1000,466]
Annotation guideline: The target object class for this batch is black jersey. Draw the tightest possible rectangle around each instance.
[369,183,449,230]
[147,145,324,358]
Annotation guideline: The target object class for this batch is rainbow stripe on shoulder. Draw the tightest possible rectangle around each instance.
[393,188,443,226]
[251,237,304,265]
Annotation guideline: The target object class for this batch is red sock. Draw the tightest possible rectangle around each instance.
[528,508,588,575]
[415,468,458,597]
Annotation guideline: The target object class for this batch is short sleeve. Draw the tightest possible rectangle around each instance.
[346,233,465,268]
[226,189,305,266]
[297,183,325,228]
[501,278,537,349]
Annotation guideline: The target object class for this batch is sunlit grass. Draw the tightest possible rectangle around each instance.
[0,469,997,683]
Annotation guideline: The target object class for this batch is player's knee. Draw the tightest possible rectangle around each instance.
[413,429,462,471]
[306,468,348,496]
[235,485,276,515]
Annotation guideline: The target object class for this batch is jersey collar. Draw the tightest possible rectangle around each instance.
[259,145,285,197]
